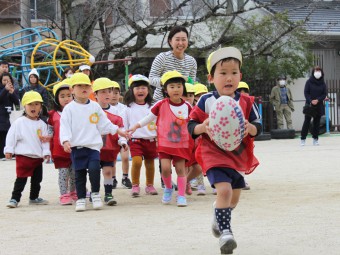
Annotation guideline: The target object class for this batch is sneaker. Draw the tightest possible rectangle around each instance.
[212,188,217,195]
[197,185,206,196]
[6,199,18,208]
[185,182,192,195]
[104,193,117,206]
[242,182,250,190]
[1,158,6,161]
[112,178,118,189]
[60,194,72,205]
[313,138,319,146]
[219,230,237,254]
[162,188,173,204]
[177,196,187,207]
[212,201,221,238]
[145,185,158,195]
[29,197,48,205]
[300,139,306,146]
[75,198,86,212]
[190,178,198,190]
[91,192,103,210]
[69,191,78,201]
[131,185,140,197]
[122,177,132,189]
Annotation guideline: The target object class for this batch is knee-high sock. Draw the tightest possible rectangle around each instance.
[131,156,143,185]
[144,158,155,186]
[162,175,172,189]
[177,176,187,196]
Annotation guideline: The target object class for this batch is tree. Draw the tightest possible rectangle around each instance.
[55,0,314,85]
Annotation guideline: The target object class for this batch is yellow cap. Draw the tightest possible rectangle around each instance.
[128,74,149,87]
[161,70,185,86]
[70,73,92,87]
[194,83,208,96]
[22,91,43,106]
[206,47,242,74]
[92,77,114,92]
[111,81,120,89]
[237,81,249,90]
[53,78,71,96]
[185,83,195,93]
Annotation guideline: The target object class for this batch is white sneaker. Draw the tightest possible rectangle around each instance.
[91,192,103,210]
[212,201,221,238]
[75,198,86,212]
[219,230,237,254]
[300,139,306,146]
[197,185,206,196]
[313,139,319,146]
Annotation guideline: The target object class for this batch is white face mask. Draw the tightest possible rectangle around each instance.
[279,80,286,86]
[314,71,322,79]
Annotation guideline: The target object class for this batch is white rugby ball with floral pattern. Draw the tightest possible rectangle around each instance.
[209,96,246,151]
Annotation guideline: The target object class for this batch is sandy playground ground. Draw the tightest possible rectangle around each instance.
[0,135,340,255]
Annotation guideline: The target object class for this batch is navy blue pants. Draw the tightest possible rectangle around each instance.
[71,147,101,199]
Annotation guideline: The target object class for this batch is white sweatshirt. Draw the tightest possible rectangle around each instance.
[60,100,119,151]
[4,116,51,158]
[126,102,157,139]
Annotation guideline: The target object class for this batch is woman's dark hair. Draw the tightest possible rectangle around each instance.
[29,74,39,85]
[62,67,75,79]
[167,26,189,48]
[163,78,187,98]
[124,81,153,107]
[0,72,14,86]
[53,87,71,112]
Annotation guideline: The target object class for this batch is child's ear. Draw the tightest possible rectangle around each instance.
[207,73,213,83]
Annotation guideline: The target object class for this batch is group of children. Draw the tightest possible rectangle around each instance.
[4,46,261,254]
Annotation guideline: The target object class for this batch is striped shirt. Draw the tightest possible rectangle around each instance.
[149,51,197,103]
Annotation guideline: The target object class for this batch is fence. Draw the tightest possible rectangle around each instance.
[251,79,340,132]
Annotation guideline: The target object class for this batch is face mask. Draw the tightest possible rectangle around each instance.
[279,80,286,86]
[66,73,73,78]
[314,71,322,79]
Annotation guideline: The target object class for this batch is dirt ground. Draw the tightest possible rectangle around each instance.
[0,135,339,255]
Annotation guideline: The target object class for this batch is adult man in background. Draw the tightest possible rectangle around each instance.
[270,75,294,129]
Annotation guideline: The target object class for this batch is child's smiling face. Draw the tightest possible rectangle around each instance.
[208,59,241,98]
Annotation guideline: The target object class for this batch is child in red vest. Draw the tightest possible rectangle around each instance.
[92,78,127,205]
[130,71,192,207]
[188,47,261,254]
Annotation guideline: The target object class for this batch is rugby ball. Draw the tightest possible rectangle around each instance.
[209,96,245,151]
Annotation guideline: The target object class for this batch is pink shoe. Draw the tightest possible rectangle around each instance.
[131,185,140,197]
[145,185,158,195]
[69,191,78,201]
[186,182,192,195]
[60,194,72,205]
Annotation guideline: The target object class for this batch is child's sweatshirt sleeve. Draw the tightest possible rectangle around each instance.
[59,107,72,145]
[3,122,19,154]
[137,101,160,127]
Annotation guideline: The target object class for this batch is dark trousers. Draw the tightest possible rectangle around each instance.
[0,130,8,158]
[301,114,321,140]
[75,165,101,199]
[11,165,43,202]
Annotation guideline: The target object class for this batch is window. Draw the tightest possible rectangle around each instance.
[0,0,20,21]
[30,0,57,20]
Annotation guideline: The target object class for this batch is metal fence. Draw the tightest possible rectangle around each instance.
[252,79,340,132]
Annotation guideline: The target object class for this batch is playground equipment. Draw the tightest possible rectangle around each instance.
[0,27,95,90]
